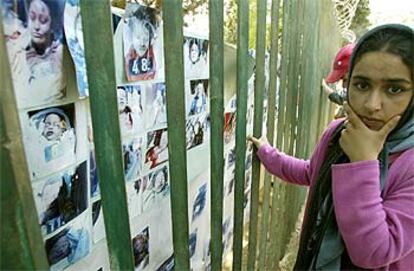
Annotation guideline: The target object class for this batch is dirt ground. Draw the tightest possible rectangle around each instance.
[222,197,305,271]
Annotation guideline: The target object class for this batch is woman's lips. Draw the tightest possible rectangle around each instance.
[360,116,383,130]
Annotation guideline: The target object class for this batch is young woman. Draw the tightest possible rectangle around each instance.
[250,24,413,270]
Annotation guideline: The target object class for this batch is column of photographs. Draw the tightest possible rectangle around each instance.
[221,76,255,262]
[1,1,94,270]
[183,32,211,271]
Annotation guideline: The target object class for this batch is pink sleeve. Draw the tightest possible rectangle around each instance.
[255,119,344,186]
[256,144,311,186]
[332,160,414,269]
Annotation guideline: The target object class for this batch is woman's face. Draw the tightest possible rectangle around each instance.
[42,113,63,141]
[349,51,413,131]
[190,42,200,63]
[131,19,150,56]
[28,0,51,46]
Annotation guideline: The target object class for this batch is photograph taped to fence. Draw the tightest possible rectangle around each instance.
[32,161,87,236]
[144,128,168,171]
[64,0,88,98]
[142,165,170,212]
[187,79,209,116]
[44,211,91,270]
[156,255,174,271]
[123,136,144,182]
[145,83,167,129]
[132,227,150,271]
[123,3,162,82]
[192,183,207,222]
[186,113,210,150]
[223,112,236,145]
[118,85,145,137]
[1,0,67,108]
[92,200,106,243]
[126,175,147,219]
[25,104,76,179]
[183,36,209,79]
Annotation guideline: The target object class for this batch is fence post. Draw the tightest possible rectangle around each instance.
[247,0,267,269]
[257,0,281,269]
[232,0,249,270]
[80,1,135,270]
[209,0,225,270]
[162,1,191,270]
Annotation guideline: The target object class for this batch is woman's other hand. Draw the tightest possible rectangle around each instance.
[339,102,400,162]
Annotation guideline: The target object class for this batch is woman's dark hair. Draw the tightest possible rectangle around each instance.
[351,27,413,75]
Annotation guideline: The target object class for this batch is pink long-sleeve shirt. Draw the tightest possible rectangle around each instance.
[257,119,414,270]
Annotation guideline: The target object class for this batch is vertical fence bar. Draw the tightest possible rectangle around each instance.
[232,0,249,270]
[246,0,267,269]
[266,0,291,268]
[0,17,49,271]
[209,0,225,270]
[257,0,281,269]
[162,1,191,270]
[80,1,134,270]
[285,0,305,233]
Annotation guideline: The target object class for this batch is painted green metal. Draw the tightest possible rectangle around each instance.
[285,0,305,232]
[209,0,225,270]
[257,0,281,269]
[232,0,249,270]
[80,1,134,270]
[162,1,191,270]
[0,16,49,271]
[266,0,292,268]
[246,0,267,270]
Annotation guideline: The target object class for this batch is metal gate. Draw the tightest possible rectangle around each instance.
[1,0,341,270]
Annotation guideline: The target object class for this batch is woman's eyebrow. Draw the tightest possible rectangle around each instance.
[385,78,412,85]
[352,75,412,85]
[352,75,370,81]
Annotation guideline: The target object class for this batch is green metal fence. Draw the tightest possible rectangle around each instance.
[1,0,341,270]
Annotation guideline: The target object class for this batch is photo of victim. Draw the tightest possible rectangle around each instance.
[141,165,170,212]
[144,128,168,171]
[145,83,167,129]
[187,79,209,116]
[185,113,210,150]
[44,213,91,269]
[183,36,209,79]
[132,227,150,271]
[123,137,144,182]
[123,3,162,82]
[118,85,145,137]
[33,161,87,236]
[25,104,76,179]
[2,0,67,108]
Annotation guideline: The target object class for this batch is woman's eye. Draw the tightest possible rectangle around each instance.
[353,82,369,91]
[387,86,404,94]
